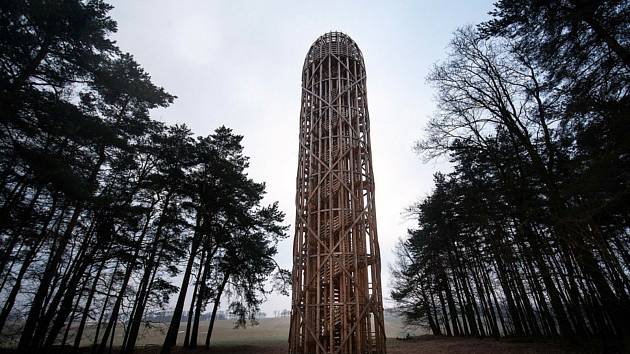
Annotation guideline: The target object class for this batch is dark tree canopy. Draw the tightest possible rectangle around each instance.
[0,1,288,353]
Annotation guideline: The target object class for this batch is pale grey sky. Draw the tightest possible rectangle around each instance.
[108,0,495,315]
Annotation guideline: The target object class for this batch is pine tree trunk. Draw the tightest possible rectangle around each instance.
[161,225,202,354]
[39,223,99,347]
[190,254,212,348]
[121,190,173,354]
[91,264,120,353]
[61,274,90,346]
[0,186,43,277]
[17,202,83,350]
[0,204,54,332]
[437,288,452,336]
[96,210,154,354]
[184,249,207,347]
[74,257,111,349]
[204,272,230,348]
[121,251,163,354]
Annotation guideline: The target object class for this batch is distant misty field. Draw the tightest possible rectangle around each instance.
[1,316,590,353]
[73,315,424,347]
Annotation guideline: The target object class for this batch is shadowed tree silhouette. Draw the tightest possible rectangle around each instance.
[393,1,630,350]
[0,1,288,353]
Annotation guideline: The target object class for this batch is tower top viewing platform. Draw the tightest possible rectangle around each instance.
[304,31,365,70]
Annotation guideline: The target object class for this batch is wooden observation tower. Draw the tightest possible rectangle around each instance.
[289,32,386,354]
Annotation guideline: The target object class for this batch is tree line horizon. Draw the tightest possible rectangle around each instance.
[0,0,629,353]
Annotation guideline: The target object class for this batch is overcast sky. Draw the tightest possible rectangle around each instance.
[108,0,495,315]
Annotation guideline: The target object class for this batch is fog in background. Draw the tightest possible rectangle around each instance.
[107,0,494,316]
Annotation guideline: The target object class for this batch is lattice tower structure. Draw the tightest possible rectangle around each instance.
[288,31,386,354]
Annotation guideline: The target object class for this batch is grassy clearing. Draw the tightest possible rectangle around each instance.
[1,317,596,353]
[67,315,424,347]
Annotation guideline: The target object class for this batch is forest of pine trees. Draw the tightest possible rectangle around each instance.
[392,0,630,348]
[0,1,288,353]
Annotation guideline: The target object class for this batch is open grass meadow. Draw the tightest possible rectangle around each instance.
[1,316,603,353]
[67,315,426,348]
